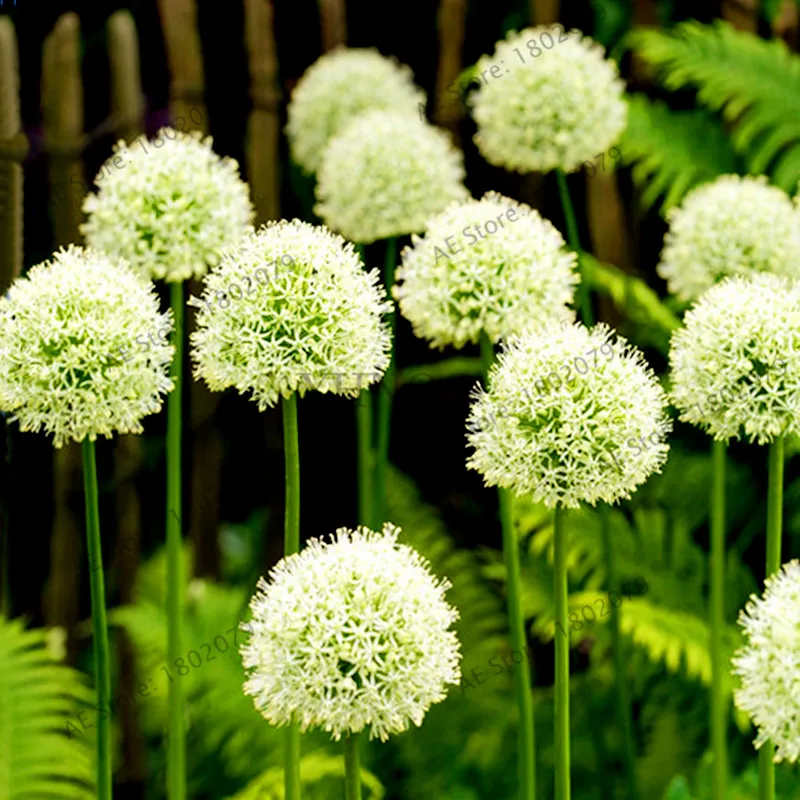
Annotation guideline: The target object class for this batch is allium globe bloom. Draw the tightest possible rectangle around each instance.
[241,523,461,741]
[657,175,800,303]
[287,47,426,176]
[190,220,392,410]
[668,274,800,444]
[469,27,627,174]
[0,245,173,448]
[314,110,468,244]
[467,322,671,509]
[82,129,254,283]
[394,192,578,349]
[732,560,800,763]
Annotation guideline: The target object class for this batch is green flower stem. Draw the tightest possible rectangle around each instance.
[555,169,593,327]
[600,504,637,800]
[759,436,784,800]
[282,392,302,800]
[166,281,186,800]
[356,389,374,527]
[344,733,362,800]
[554,504,571,800]
[395,357,485,387]
[81,438,112,800]
[374,237,397,526]
[481,334,535,800]
[710,439,728,800]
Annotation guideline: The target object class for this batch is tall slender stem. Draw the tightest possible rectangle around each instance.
[282,393,302,799]
[0,415,9,617]
[356,390,373,527]
[759,436,784,800]
[600,504,637,800]
[710,439,728,800]
[553,505,571,800]
[481,334,535,799]
[82,438,112,800]
[374,237,397,526]
[344,732,362,800]
[555,169,593,327]
[166,282,186,800]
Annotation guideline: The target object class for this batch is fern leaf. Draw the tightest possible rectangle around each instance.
[630,20,800,191]
[580,251,680,352]
[0,616,96,799]
[618,94,738,214]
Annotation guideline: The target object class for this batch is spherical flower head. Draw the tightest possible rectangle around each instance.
[732,560,800,763]
[394,192,578,349]
[190,220,392,410]
[314,110,468,244]
[82,129,255,283]
[241,523,461,742]
[0,245,173,448]
[287,47,426,176]
[668,274,800,444]
[467,322,671,509]
[469,27,627,174]
[658,175,800,303]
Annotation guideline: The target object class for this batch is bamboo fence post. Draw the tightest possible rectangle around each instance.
[107,10,148,789]
[41,13,85,658]
[244,0,281,224]
[318,0,347,51]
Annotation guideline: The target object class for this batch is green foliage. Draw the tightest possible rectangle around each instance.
[225,752,384,800]
[630,20,800,190]
[618,94,739,213]
[0,616,96,799]
[579,250,680,353]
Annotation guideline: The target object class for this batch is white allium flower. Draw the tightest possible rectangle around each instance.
[287,47,426,176]
[658,175,800,303]
[394,192,578,349]
[469,26,627,174]
[82,129,254,283]
[190,220,392,410]
[315,110,468,244]
[668,274,800,444]
[732,560,800,763]
[241,523,461,742]
[0,246,173,448]
[467,322,671,509]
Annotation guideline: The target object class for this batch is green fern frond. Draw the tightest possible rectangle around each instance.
[618,94,738,213]
[0,616,96,799]
[580,251,680,353]
[630,20,800,190]
[225,752,384,800]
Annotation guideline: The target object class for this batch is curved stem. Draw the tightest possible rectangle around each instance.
[710,439,728,800]
[759,436,784,800]
[374,237,397,526]
[82,438,112,800]
[555,169,593,327]
[356,390,374,528]
[166,282,186,800]
[554,505,571,800]
[600,504,637,800]
[344,733,362,800]
[282,393,302,799]
[481,334,535,799]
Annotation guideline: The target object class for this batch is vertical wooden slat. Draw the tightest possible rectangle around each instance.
[107,10,145,142]
[157,0,207,132]
[318,0,347,52]
[433,0,467,136]
[0,17,24,294]
[244,0,281,224]
[42,14,85,657]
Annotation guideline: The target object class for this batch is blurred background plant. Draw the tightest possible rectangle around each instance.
[2,0,800,798]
